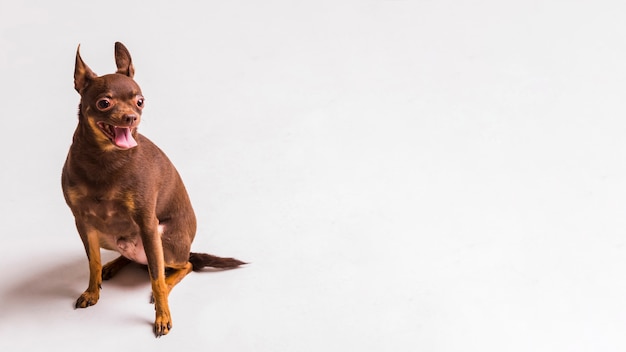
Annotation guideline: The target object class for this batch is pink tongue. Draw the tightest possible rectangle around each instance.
[113,127,138,149]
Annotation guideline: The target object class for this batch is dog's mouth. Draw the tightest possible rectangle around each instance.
[96,122,138,149]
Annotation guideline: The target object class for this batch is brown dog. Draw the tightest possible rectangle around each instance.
[62,42,245,337]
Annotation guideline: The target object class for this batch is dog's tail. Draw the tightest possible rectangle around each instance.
[189,252,247,271]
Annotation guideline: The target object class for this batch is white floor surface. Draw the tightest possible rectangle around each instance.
[2,1,626,351]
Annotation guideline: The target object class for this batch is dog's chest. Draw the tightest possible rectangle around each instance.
[66,185,151,264]
[68,186,132,222]
[88,197,134,229]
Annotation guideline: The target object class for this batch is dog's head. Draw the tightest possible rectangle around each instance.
[74,42,144,150]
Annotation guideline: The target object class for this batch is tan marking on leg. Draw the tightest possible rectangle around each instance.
[151,277,171,337]
[165,262,193,293]
[76,228,102,308]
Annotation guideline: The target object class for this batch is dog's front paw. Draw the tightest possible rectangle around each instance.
[75,291,99,308]
[154,313,172,337]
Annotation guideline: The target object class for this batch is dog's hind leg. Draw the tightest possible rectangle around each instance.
[102,256,132,280]
[149,263,193,305]
[164,262,194,293]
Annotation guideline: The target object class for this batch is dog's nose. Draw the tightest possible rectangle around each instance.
[124,114,138,125]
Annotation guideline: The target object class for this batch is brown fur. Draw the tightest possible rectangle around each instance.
[62,42,245,337]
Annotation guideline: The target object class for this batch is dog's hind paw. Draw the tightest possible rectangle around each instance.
[102,256,132,280]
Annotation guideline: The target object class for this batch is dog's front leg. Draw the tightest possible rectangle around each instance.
[75,222,102,308]
[138,215,171,337]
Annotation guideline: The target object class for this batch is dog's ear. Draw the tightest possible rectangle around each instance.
[114,42,135,78]
[74,44,97,93]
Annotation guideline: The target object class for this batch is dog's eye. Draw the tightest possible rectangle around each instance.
[137,97,144,108]
[96,98,111,110]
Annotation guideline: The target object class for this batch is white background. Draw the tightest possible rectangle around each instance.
[2,0,626,350]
